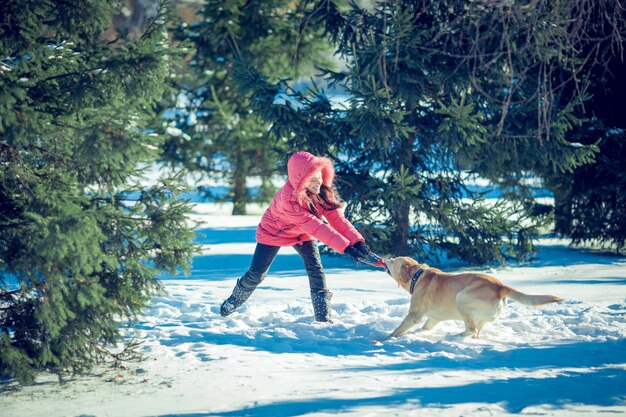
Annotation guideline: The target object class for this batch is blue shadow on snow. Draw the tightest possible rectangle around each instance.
[156,367,626,416]
[194,227,257,245]
[156,366,624,416]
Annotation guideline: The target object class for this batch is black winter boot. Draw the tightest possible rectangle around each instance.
[220,279,254,317]
[311,290,333,323]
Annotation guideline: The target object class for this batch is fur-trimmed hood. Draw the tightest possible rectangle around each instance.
[287,151,335,203]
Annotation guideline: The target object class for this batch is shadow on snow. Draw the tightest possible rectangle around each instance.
[194,226,257,245]
[151,341,626,415]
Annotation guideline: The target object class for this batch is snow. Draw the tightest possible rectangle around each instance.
[273,92,303,108]
[1,203,626,417]
[165,126,184,137]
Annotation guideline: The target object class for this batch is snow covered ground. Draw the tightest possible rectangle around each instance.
[2,203,626,417]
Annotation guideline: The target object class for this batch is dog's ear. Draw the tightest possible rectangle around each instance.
[400,263,418,283]
[400,263,412,283]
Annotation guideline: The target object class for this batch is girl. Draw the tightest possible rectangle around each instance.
[220,151,373,322]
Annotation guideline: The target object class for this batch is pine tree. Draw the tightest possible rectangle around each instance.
[232,0,622,263]
[0,0,196,384]
[547,57,626,253]
[160,0,333,214]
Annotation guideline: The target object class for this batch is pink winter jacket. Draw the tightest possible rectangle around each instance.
[256,152,364,253]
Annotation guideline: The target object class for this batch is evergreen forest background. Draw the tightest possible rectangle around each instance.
[1,0,624,384]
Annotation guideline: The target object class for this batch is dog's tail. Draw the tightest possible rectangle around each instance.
[502,286,563,306]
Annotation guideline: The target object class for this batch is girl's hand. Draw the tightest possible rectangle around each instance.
[354,241,372,258]
[344,245,365,261]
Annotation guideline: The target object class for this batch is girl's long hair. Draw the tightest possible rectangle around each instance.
[307,184,342,216]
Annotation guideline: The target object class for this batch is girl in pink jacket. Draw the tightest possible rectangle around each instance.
[220,151,373,322]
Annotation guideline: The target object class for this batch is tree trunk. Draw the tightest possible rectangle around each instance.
[231,152,248,215]
[553,185,573,236]
[390,143,413,255]
[391,199,411,255]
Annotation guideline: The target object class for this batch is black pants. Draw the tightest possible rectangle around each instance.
[239,241,327,292]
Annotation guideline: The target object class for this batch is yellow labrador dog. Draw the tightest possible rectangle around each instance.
[382,256,563,340]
